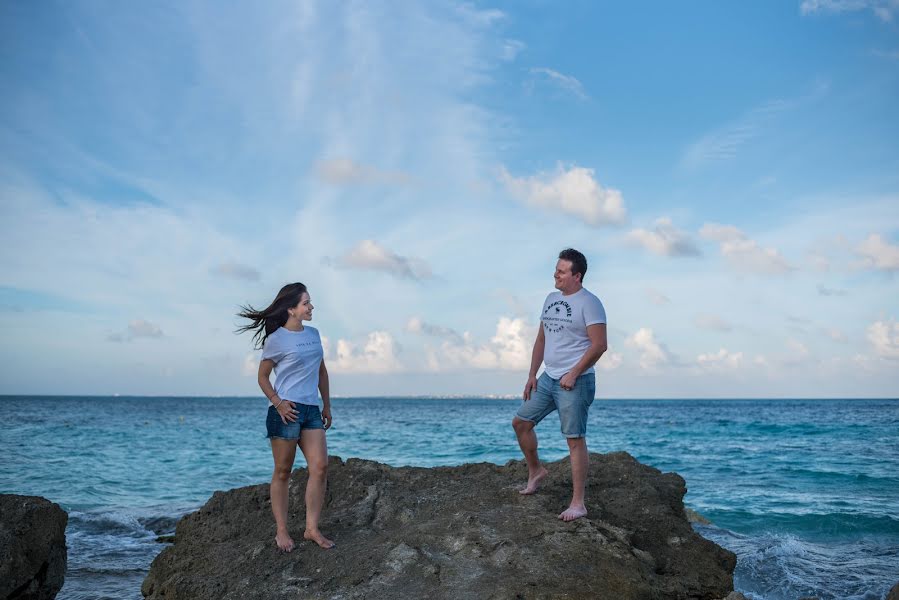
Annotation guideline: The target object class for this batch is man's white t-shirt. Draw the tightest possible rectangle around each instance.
[541,287,606,379]
[261,326,324,406]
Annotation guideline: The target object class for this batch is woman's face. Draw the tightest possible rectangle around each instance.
[290,292,313,322]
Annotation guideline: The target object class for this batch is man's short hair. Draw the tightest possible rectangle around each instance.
[559,248,588,282]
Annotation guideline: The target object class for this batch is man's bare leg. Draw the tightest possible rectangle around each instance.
[513,417,549,494]
[298,429,335,549]
[270,439,298,551]
[559,437,589,521]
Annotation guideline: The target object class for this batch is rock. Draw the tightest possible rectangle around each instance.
[685,507,712,525]
[887,581,899,600]
[0,494,68,600]
[720,593,747,600]
[143,452,736,600]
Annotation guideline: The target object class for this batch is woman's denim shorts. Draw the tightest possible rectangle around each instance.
[266,403,324,441]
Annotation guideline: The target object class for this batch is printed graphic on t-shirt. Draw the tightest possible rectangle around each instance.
[543,300,573,333]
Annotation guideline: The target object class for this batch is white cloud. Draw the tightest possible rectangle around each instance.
[598,352,623,371]
[697,348,743,370]
[314,158,411,186]
[211,261,261,282]
[325,331,403,374]
[694,314,733,332]
[412,317,536,372]
[499,164,626,226]
[855,233,899,272]
[627,217,701,257]
[327,240,433,281]
[528,67,588,100]
[800,0,899,22]
[700,223,794,274]
[866,319,899,359]
[625,327,675,370]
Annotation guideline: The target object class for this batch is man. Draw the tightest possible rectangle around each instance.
[512,248,608,522]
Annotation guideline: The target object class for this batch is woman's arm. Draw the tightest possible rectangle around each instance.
[319,359,331,430]
[259,359,297,424]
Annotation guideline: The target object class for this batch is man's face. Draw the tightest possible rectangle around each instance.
[554,259,580,291]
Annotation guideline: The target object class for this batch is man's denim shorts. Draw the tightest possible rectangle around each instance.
[266,402,324,441]
[515,372,596,438]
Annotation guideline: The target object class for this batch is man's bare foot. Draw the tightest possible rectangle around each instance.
[304,529,335,549]
[558,504,588,522]
[275,530,295,552]
[518,467,549,495]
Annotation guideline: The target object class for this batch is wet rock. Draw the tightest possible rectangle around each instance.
[0,494,68,600]
[143,452,737,600]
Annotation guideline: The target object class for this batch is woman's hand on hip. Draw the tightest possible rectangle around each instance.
[277,400,298,424]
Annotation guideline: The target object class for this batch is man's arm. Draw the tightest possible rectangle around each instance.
[559,324,607,390]
[523,326,545,400]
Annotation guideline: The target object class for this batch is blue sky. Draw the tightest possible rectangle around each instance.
[1,1,897,397]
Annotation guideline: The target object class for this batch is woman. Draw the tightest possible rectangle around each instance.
[237,282,334,552]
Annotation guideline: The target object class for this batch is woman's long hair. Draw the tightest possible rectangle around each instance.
[236,282,308,349]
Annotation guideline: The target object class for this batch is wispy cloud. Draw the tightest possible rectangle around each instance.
[682,100,792,168]
[107,319,164,342]
[499,164,626,226]
[211,261,261,282]
[528,67,588,99]
[695,314,733,332]
[627,217,701,257]
[325,240,433,281]
[800,0,899,22]
[314,158,411,186]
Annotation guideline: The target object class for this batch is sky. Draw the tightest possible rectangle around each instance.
[1,0,897,398]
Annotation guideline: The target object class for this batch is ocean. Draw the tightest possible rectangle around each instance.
[1,396,897,600]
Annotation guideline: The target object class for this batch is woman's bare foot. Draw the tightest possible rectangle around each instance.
[519,466,548,495]
[275,529,295,552]
[558,504,588,522]
[304,528,335,549]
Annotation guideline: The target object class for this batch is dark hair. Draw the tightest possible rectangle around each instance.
[558,248,588,282]
[236,282,308,349]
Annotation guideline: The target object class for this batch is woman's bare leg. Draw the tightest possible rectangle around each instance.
[270,438,298,552]
[298,429,334,548]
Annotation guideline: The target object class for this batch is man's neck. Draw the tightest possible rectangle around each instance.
[561,283,583,296]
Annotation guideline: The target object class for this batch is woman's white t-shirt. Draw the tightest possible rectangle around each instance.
[261,326,324,406]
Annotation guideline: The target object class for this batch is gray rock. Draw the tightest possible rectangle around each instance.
[0,494,68,600]
[143,452,737,600]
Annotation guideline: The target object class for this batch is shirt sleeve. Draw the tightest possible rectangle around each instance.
[583,296,607,326]
[261,336,284,363]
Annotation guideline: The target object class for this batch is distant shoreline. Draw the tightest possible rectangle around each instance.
[1,395,897,401]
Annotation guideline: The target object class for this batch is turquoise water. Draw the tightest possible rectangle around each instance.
[1,397,897,599]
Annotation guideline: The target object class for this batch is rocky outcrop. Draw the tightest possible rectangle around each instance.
[0,494,68,600]
[143,452,736,600]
